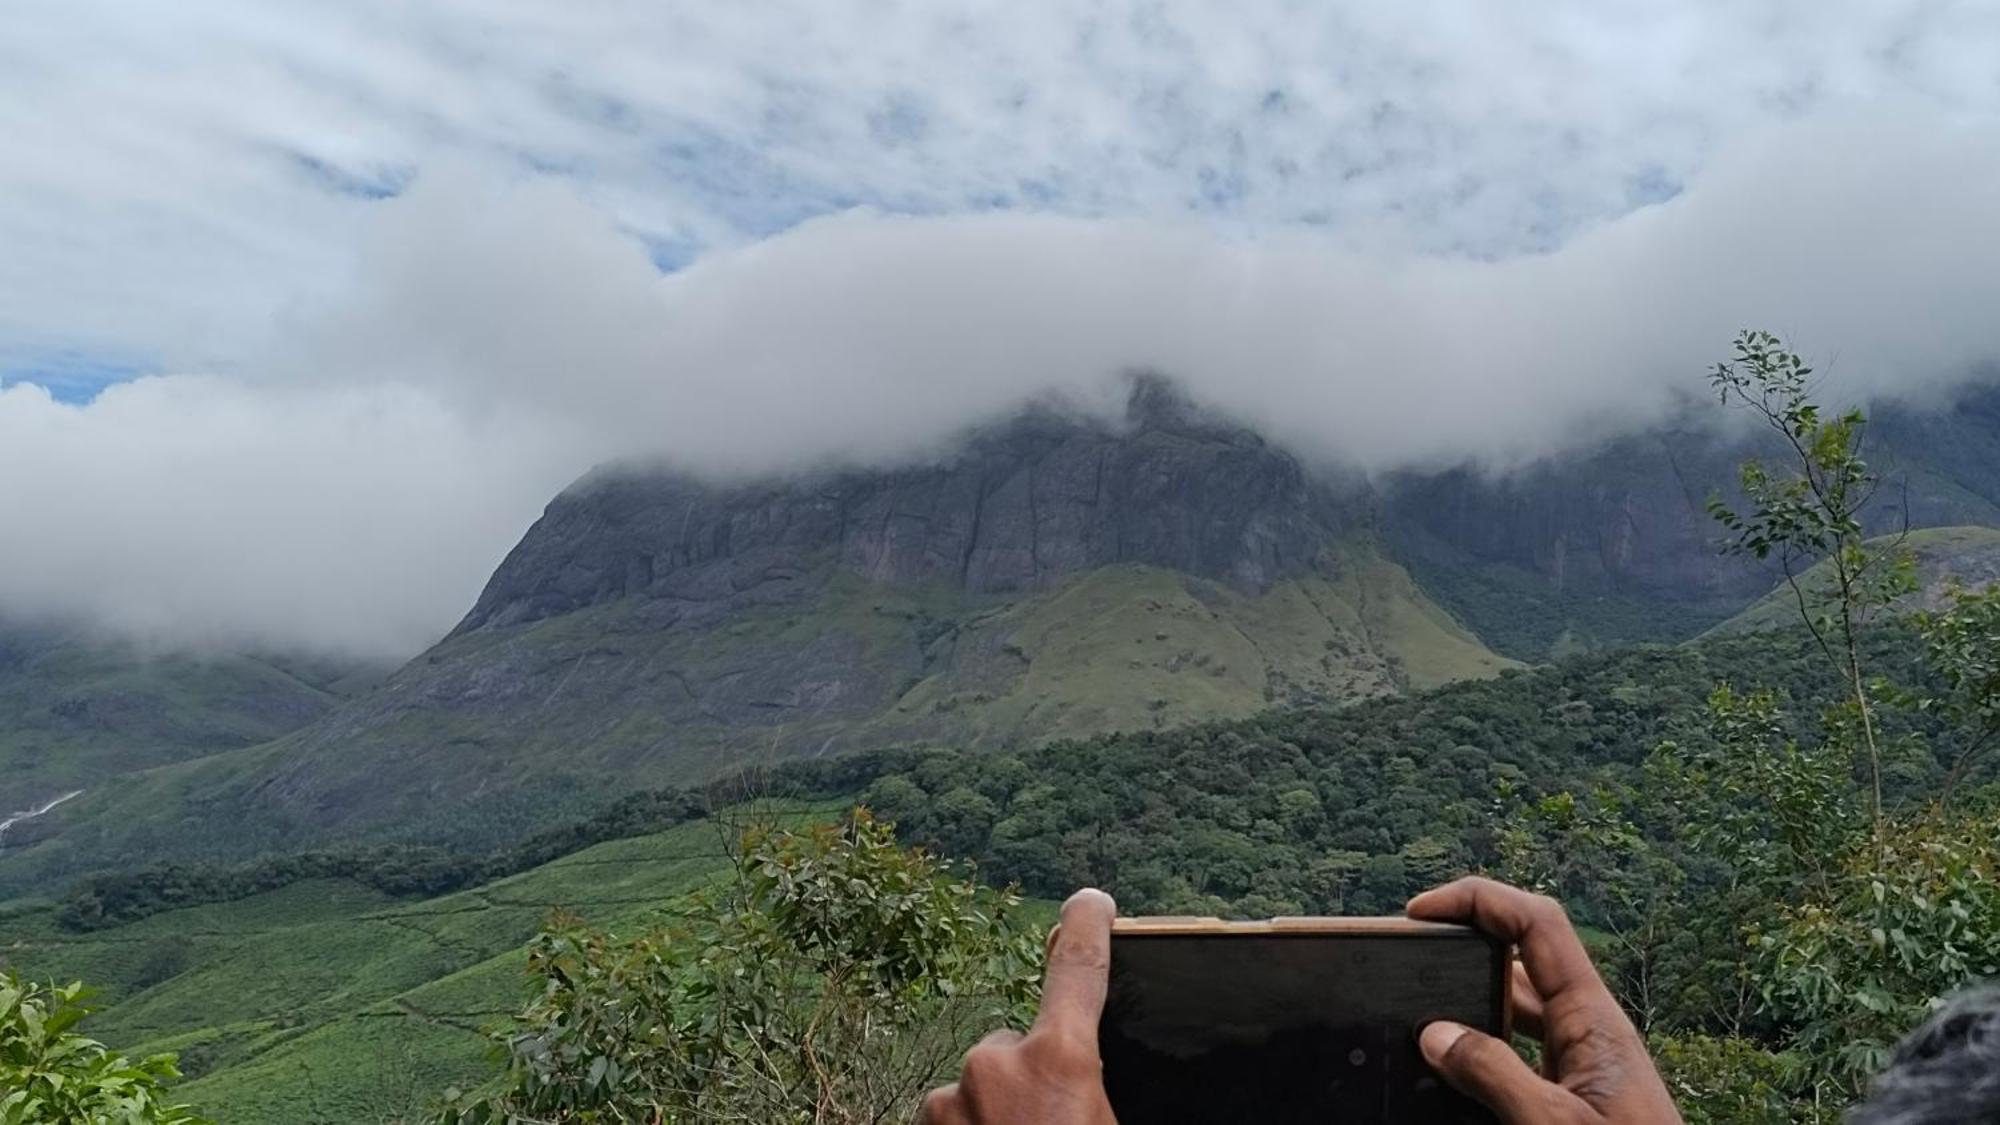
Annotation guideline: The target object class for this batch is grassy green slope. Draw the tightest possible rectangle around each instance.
[1706,526,2000,637]
[886,545,1511,745]
[323,540,1509,783]
[0,817,754,1123]
[0,541,1510,894]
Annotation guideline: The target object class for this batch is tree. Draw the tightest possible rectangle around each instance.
[434,809,1042,1124]
[1686,332,2000,1095]
[0,973,211,1124]
[1509,330,2000,1115]
[1702,328,1919,831]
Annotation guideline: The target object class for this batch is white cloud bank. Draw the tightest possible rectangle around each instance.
[5,2,2000,659]
[6,114,2000,660]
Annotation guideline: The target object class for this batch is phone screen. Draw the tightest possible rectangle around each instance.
[1099,924,1506,1124]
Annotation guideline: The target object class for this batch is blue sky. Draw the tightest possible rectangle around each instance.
[4,1,2000,657]
[0,356,144,405]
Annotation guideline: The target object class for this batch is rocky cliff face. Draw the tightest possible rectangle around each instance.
[457,378,1361,636]
[1381,384,2000,655]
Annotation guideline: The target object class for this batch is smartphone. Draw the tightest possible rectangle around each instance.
[1098,917,1510,1124]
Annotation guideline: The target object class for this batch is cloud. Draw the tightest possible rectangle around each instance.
[4,3,2000,659]
[298,114,2000,479]
[0,376,579,661]
[7,1,2000,370]
[7,113,2000,662]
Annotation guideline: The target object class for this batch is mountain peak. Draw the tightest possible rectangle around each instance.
[455,391,1355,637]
[1122,372,1256,443]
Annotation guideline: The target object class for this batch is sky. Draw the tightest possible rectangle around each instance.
[4,1,2000,660]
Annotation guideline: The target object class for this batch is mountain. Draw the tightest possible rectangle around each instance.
[1384,384,2000,657]
[5,377,1998,894]
[0,382,1510,892]
[1707,525,2000,637]
[0,623,374,830]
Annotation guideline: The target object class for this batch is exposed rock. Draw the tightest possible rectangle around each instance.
[458,379,1363,636]
[1381,384,2000,654]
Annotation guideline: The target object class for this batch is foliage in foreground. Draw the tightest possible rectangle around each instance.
[0,972,210,1124]
[1505,331,2000,1118]
[435,810,1042,1124]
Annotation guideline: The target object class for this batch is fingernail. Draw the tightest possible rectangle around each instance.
[1419,1021,1468,1064]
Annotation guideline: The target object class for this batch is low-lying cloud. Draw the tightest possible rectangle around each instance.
[6,114,2000,660]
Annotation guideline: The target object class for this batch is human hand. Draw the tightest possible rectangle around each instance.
[918,888,1120,1125]
[1408,877,1682,1124]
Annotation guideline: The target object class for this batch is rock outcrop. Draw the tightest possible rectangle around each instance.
[457,378,1361,636]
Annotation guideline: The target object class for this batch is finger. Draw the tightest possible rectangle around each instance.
[1510,961,1546,1041]
[958,1031,1024,1118]
[1407,877,1604,1003]
[1420,1021,1578,1125]
[1032,888,1117,1043]
[918,1083,967,1125]
[973,1028,1024,1051]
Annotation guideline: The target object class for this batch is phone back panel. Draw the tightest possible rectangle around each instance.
[1100,920,1506,1124]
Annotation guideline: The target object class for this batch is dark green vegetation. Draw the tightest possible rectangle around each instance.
[437,812,1042,1124]
[864,628,1956,918]
[0,814,772,1120]
[36,626,1932,930]
[53,786,708,931]
[1389,544,1736,660]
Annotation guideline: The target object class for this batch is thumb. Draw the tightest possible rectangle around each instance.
[1420,1021,1571,1124]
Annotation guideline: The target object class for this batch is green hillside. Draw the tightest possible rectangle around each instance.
[0,815,757,1121]
[0,624,374,821]
[0,543,1511,897]
[1705,525,2000,637]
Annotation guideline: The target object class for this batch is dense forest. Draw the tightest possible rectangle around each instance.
[49,626,1926,932]
[860,630,1950,917]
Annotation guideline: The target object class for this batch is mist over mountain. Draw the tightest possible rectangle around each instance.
[5,116,2000,660]
[7,376,2000,897]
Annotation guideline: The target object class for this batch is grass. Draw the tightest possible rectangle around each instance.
[0,813,795,1123]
